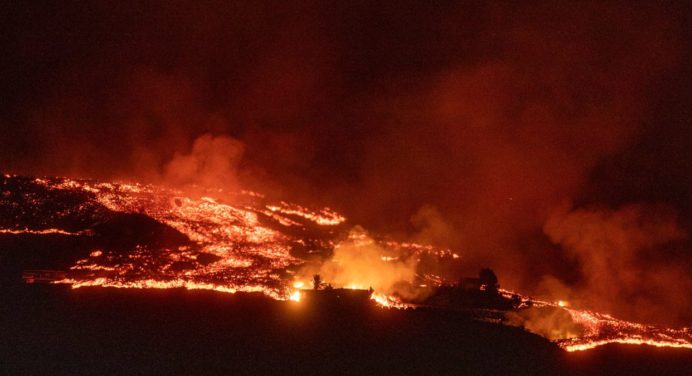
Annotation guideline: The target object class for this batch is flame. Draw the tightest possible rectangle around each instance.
[31,177,318,300]
[289,290,301,302]
[5,176,691,353]
[370,292,412,309]
[559,307,692,352]
[500,289,692,352]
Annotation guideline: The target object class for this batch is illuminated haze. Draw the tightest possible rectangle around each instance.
[1,2,691,325]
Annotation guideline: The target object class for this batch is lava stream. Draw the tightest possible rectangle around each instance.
[2,175,690,353]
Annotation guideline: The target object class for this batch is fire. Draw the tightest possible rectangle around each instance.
[56,277,283,299]
[558,307,692,352]
[22,178,440,307]
[266,201,345,226]
[562,338,692,352]
[289,290,301,302]
[26,177,322,300]
[370,292,412,309]
[0,228,85,236]
[3,175,691,354]
[501,289,692,352]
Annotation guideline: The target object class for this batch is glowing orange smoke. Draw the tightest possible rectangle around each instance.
[501,289,692,352]
[5,176,690,353]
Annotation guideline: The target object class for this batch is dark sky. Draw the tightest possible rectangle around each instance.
[1,1,691,324]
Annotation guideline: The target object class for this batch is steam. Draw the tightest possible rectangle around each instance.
[506,307,583,341]
[410,205,459,247]
[341,3,684,304]
[543,204,691,325]
[163,133,245,192]
[1,2,690,325]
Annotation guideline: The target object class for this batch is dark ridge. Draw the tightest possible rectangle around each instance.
[0,286,560,375]
[90,212,190,251]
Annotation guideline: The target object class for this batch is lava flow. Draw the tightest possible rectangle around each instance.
[558,307,692,352]
[1,174,690,352]
[37,177,335,301]
[502,290,692,352]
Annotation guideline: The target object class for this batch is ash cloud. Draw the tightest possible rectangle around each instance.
[1,2,691,324]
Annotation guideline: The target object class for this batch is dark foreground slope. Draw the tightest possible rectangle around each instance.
[0,286,560,375]
[2,288,691,376]
[562,343,692,376]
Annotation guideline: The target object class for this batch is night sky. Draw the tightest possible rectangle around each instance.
[1,1,691,325]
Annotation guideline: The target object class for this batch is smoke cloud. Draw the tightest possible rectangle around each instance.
[506,307,584,341]
[1,2,691,324]
[544,204,691,325]
[163,133,244,192]
[297,227,419,297]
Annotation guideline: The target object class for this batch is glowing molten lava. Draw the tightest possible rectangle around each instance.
[39,178,329,300]
[370,292,412,309]
[1,175,690,353]
[501,290,692,352]
[559,308,692,352]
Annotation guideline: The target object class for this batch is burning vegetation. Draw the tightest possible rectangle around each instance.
[1,174,690,353]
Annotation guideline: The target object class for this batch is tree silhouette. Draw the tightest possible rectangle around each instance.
[312,274,322,290]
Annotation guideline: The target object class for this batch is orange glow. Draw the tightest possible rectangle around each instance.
[55,277,283,300]
[36,177,327,300]
[289,290,302,302]
[0,228,85,236]
[559,306,692,352]
[266,201,345,226]
[500,289,692,352]
[563,338,692,352]
[15,177,691,353]
[370,292,412,309]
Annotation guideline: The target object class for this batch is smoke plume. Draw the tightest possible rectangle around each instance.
[163,133,244,192]
[506,307,584,341]
[1,2,691,324]
[544,204,691,325]
[298,227,419,297]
